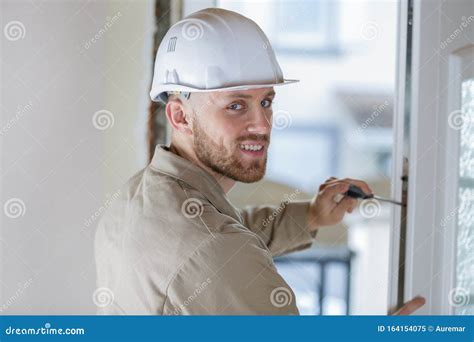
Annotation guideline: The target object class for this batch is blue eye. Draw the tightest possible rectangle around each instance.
[261,99,272,108]
[228,103,244,111]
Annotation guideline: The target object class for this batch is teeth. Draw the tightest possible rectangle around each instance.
[240,144,263,151]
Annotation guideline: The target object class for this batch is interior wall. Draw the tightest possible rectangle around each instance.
[1,0,154,314]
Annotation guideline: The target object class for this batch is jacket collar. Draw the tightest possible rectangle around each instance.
[150,145,243,223]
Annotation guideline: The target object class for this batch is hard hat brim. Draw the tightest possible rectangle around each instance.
[150,79,299,102]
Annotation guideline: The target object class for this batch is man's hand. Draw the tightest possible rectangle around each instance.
[391,296,426,315]
[307,177,373,230]
[307,177,425,315]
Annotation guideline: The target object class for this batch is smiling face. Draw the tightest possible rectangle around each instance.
[168,87,275,183]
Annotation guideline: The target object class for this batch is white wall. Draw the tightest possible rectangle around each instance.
[1,0,154,314]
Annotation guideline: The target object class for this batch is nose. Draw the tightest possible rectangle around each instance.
[246,108,271,135]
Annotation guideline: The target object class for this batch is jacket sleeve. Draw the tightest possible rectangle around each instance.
[163,232,300,315]
[239,200,317,257]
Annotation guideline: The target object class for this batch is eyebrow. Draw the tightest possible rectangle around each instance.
[225,90,276,99]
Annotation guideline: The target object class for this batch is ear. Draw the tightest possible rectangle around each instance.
[165,98,193,135]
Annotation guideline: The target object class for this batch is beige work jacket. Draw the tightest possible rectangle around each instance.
[94,145,316,315]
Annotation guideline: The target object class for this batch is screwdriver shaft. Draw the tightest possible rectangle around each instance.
[372,195,404,206]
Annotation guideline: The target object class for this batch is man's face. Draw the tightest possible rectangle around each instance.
[189,88,275,183]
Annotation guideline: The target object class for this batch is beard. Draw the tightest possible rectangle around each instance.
[193,118,269,183]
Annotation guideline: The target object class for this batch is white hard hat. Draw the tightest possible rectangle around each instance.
[149,8,298,103]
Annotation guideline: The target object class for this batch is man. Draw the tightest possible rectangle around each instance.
[94,8,424,315]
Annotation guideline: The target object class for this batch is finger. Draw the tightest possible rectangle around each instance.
[319,183,350,201]
[393,296,426,315]
[323,178,373,195]
[317,184,350,216]
[332,196,357,217]
[322,178,341,186]
[319,177,338,191]
[347,200,357,213]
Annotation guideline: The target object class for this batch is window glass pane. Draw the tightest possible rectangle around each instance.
[455,78,474,315]
[276,1,324,33]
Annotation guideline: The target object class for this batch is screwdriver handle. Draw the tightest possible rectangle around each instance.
[344,184,405,206]
[344,184,372,199]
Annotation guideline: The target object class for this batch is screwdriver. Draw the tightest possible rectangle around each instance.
[345,184,405,207]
